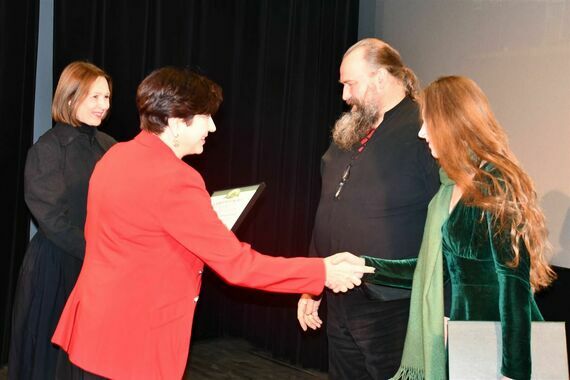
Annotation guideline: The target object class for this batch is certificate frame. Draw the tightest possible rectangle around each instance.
[210,182,266,232]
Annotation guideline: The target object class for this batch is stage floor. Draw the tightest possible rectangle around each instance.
[0,337,327,379]
[185,337,327,379]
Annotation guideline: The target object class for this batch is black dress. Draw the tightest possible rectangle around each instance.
[9,123,115,380]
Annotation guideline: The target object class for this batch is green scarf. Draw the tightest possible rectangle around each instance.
[391,168,454,380]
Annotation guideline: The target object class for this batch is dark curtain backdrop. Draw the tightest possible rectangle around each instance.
[54,0,359,371]
[0,0,39,365]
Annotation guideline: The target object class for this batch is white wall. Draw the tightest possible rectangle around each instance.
[34,0,53,142]
[360,0,570,267]
[30,0,54,238]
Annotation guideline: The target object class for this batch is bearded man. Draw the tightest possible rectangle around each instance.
[297,38,440,379]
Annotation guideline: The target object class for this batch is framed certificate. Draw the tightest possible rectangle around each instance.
[210,182,266,232]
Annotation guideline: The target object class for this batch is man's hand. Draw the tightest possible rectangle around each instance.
[297,293,322,331]
[324,252,373,293]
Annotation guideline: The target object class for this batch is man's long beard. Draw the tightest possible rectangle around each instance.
[332,99,380,151]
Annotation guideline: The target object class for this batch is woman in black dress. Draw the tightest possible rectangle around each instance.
[9,61,116,379]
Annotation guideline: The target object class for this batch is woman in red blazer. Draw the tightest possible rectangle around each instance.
[52,67,372,379]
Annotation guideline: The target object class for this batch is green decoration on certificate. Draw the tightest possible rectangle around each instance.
[210,183,266,232]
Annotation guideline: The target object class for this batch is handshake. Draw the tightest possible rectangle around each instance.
[323,252,372,293]
[298,252,371,331]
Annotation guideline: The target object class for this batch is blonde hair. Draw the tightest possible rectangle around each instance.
[345,38,420,101]
[52,61,112,126]
[422,75,555,291]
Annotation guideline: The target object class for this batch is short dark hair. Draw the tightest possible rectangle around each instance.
[52,61,112,126]
[136,67,223,134]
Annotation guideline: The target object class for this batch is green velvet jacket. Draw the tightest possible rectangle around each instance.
[364,200,543,380]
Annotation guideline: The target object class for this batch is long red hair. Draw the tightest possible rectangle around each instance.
[422,76,555,290]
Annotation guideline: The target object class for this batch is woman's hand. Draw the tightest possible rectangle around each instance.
[323,252,373,293]
[298,253,371,331]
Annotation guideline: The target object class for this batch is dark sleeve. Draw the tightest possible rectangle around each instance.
[24,136,85,259]
[486,212,534,380]
[362,256,417,289]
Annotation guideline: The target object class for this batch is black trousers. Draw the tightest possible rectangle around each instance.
[326,288,410,380]
[56,352,107,380]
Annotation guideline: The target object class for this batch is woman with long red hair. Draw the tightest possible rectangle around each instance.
[361,76,555,380]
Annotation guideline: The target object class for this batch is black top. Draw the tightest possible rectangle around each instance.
[24,123,116,259]
[310,97,440,299]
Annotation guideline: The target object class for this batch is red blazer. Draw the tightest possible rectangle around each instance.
[52,131,325,379]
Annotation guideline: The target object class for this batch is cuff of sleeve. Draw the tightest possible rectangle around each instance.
[362,256,375,282]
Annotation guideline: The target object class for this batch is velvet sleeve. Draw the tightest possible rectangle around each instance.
[486,212,535,380]
[361,256,417,290]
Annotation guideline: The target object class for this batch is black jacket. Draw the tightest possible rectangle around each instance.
[24,123,116,259]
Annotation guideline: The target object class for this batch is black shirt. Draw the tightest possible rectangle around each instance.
[311,97,440,299]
